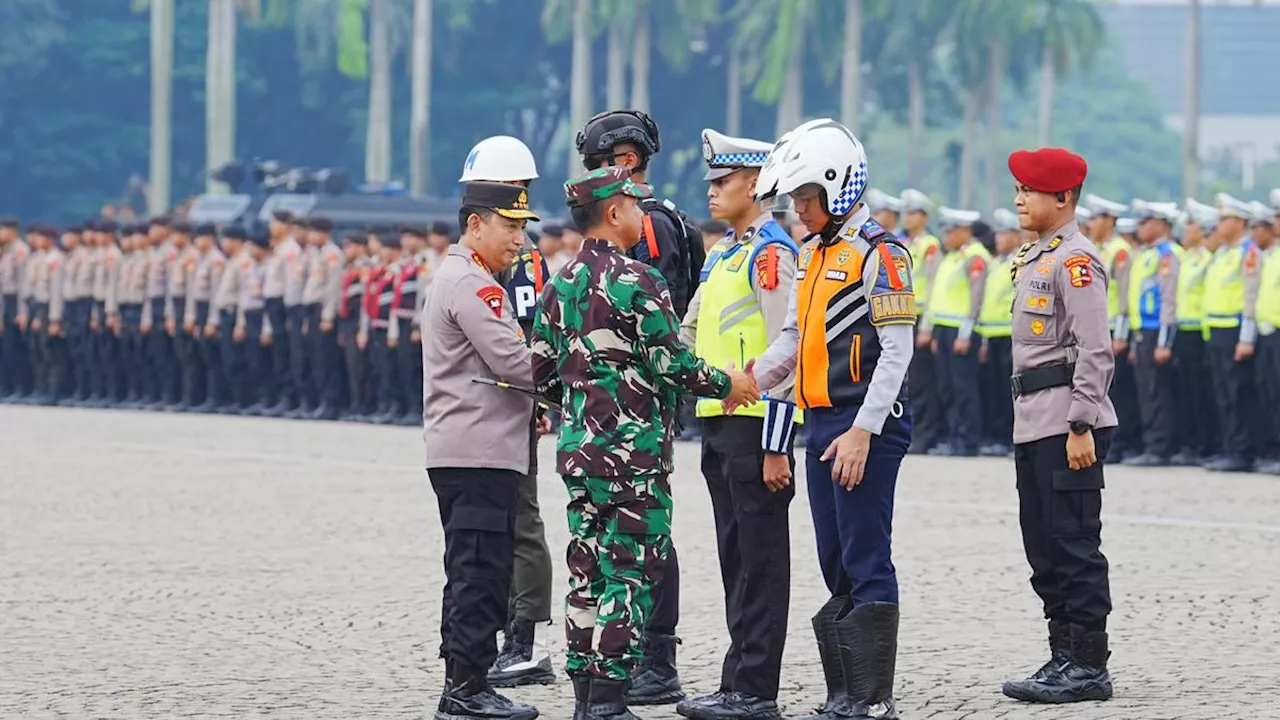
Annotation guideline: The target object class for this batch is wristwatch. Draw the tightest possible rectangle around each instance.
[1069,421,1092,436]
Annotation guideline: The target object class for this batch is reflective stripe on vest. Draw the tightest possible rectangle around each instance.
[907,233,939,312]
[1099,237,1131,328]
[1176,246,1211,330]
[1202,241,1257,328]
[1128,241,1180,332]
[695,222,802,422]
[977,255,1014,338]
[930,242,991,328]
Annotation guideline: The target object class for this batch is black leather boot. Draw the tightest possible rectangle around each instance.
[1001,619,1072,700]
[1003,625,1111,703]
[626,632,685,705]
[832,602,899,720]
[434,660,539,720]
[584,677,643,720]
[570,673,591,720]
[488,617,555,687]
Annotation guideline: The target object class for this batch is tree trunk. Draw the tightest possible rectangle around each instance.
[775,23,803,138]
[629,2,650,112]
[839,0,861,134]
[1036,40,1055,148]
[725,48,741,136]
[366,0,392,184]
[906,56,924,189]
[606,19,626,110]
[983,39,1006,215]
[1183,0,1201,199]
[149,0,173,212]
[959,89,980,209]
[206,0,237,194]
[567,0,592,179]
[409,0,432,196]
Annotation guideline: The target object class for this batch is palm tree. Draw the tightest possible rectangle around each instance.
[206,0,239,194]
[735,0,817,138]
[630,0,718,116]
[839,0,863,134]
[148,0,173,212]
[409,0,432,196]
[364,0,393,184]
[542,0,594,178]
[1033,0,1103,147]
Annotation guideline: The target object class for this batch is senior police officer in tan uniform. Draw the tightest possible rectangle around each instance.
[1001,148,1118,706]
[422,180,546,720]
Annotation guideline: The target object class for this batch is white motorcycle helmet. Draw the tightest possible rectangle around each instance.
[756,118,868,218]
[459,135,540,183]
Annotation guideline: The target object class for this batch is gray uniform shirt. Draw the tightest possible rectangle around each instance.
[264,236,304,302]
[45,250,68,322]
[68,245,95,302]
[0,241,31,299]
[165,245,197,321]
[235,256,273,335]
[119,251,149,306]
[303,242,344,320]
[100,245,124,314]
[680,212,799,402]
[209,250,248,329]
[422,244,534,473]
[186,248,226,324]
[1010,220,1118,444]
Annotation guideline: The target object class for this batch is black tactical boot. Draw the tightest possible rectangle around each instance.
[570,673,591,720]
[1003,625,1112,703]
[676,691,781,720]
[791,596,852,719]
[626,632,685,705]
[585,677,643,720]
[434,660,539,720]
[831,602,900,720]
[488,617,555,687]
[1001,618,1072,700]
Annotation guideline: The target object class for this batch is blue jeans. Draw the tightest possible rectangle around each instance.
[805,403,911,606]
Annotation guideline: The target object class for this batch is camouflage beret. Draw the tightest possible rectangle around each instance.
[564,166,652,208]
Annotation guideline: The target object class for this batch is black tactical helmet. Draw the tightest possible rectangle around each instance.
[575,109,661,158]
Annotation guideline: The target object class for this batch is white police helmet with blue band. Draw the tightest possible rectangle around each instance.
[702,128,773,181]
[754,118,869,218]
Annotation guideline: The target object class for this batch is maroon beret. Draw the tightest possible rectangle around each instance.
[1008,148,1088,194]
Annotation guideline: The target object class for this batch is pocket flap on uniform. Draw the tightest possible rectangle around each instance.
[1021,295,1056,316]
[451,506,509,533]
[1052,466,1104,491]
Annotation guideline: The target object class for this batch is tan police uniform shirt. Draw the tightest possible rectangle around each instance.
[1010,219,1118,444]
[421,244,534,474]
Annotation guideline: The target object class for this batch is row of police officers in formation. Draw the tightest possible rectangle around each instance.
[414,102,1128,720]
[846,188,1280,476]
[0,214,462,425]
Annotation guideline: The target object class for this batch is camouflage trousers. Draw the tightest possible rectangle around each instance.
[563,473,672,681]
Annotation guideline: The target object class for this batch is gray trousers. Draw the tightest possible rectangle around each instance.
[510,425,553,623]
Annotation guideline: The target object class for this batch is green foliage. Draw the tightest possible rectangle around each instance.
[337,0,369,78]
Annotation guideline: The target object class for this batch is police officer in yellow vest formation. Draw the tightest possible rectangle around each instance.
[1202,193,1261,472]
[1003,147,1117,705]
[1121,201,1183,467]
[673,128,799,720]
[1083,194,1141,462]
[863,190,901,235]
[1172,199,1221,465]
[1254,192,1280,474]
[899,189,942,454]
[976,208,1021,457]
[1245,198,1279,474]
[920,207,990,456]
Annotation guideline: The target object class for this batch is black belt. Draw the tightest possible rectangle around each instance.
[1011,363,1075,399]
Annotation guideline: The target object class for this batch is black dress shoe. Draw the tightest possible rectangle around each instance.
[1205,456,1253,473]
[677,692,781,720]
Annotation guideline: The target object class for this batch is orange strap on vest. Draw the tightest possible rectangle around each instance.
[876,243,906,290]
[530,250,544,293]
[642,214,660,259]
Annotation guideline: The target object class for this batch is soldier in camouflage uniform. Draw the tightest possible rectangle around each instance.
[531,166,759,720]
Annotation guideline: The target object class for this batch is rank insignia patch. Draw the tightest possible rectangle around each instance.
[476,285,505,318]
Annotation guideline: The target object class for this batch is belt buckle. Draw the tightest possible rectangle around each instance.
[1010,375,1022,398]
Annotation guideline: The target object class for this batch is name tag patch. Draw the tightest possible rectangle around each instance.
[825,269,848,282]
[1028,279,1053,293]
[869,291,916,326]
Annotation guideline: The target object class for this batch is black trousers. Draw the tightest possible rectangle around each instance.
[67,299,92,399]
[286,304,311,408]
[933,325,981,452]
[2,293,31,395]
[218,311,240,408]
[169,303,188,404]
[186,302,211,406]
[908,321,942,450]
[119,304,146,400]
[92,302,122,401]
[1133,332,1178,458]
[396,317,423,418]
[1255,332,1280,462]
[337,318,365,413]
[980,335,1014,446]
[1110,349,1143,456]
[1206,328,1258,462]
[1015,428,1114,630]
[146,298,173,402]
[306,304,341,408]
[265,298,292,406]
[1173,329,1218,458]
[370,327,400,414]
[238,310,268,405]
[701,416,793,700]
[429,466,519,671]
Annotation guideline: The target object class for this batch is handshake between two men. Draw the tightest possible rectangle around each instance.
[720,358,761,414]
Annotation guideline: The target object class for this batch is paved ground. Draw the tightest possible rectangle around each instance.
[2,405,1279,719]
